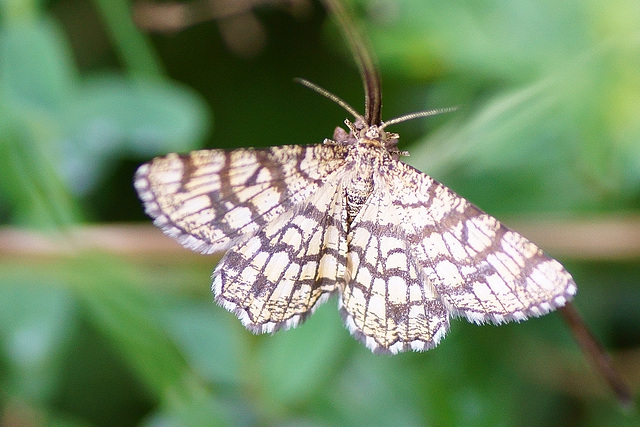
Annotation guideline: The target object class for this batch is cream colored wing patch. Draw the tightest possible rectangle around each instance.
[341,188,449,354]
[212,179,348,333]
[134,144,348,254]
[385,162,577,325]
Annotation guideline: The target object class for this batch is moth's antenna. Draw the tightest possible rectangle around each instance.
[295,78,365,123]
[321,0,381,126]
[381,107,459,129]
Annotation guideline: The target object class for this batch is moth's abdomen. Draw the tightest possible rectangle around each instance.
[345,176,373,227]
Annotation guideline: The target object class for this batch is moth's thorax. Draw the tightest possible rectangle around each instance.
[337,120,396,227]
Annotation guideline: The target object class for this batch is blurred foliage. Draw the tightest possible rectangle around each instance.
[0,0,639,425]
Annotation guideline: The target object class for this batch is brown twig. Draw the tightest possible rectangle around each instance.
[320,0,382,125]
[132,0,312,57]
[559,303,634,408]
[2,216,640,259]
[133,0,310,33]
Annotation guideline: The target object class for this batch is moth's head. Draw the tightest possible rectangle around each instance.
[343,119,400,152]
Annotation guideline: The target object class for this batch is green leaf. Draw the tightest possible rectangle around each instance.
[142,393,233,427]
[327,352,424,426]
[256,299,347,408]
[0,17,77,115]
[160,299,245,386]
[68,255,199,399]
[0,282,76,402]
[68,75,210,155]
[59,75,210,193]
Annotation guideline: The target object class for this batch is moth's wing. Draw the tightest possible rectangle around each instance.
[341,187,450,354]
[134,144,348,254]
[389,162,577,325]
[213,177,348,333]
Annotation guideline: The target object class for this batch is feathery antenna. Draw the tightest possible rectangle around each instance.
[381,107,459,129]
[295,78,364,123]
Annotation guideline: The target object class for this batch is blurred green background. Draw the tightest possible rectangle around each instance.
[1,0,639,425]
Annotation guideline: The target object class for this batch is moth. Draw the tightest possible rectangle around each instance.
[134,7,576,355]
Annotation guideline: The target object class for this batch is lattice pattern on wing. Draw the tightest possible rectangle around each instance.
[341,188,449,354]
[134,145,348,254]
[212,179,348,333]
[135,118,579,355]
[385,162,577,325]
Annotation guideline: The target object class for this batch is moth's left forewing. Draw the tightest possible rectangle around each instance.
[387,162,577,325]
[134,144,349,255]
